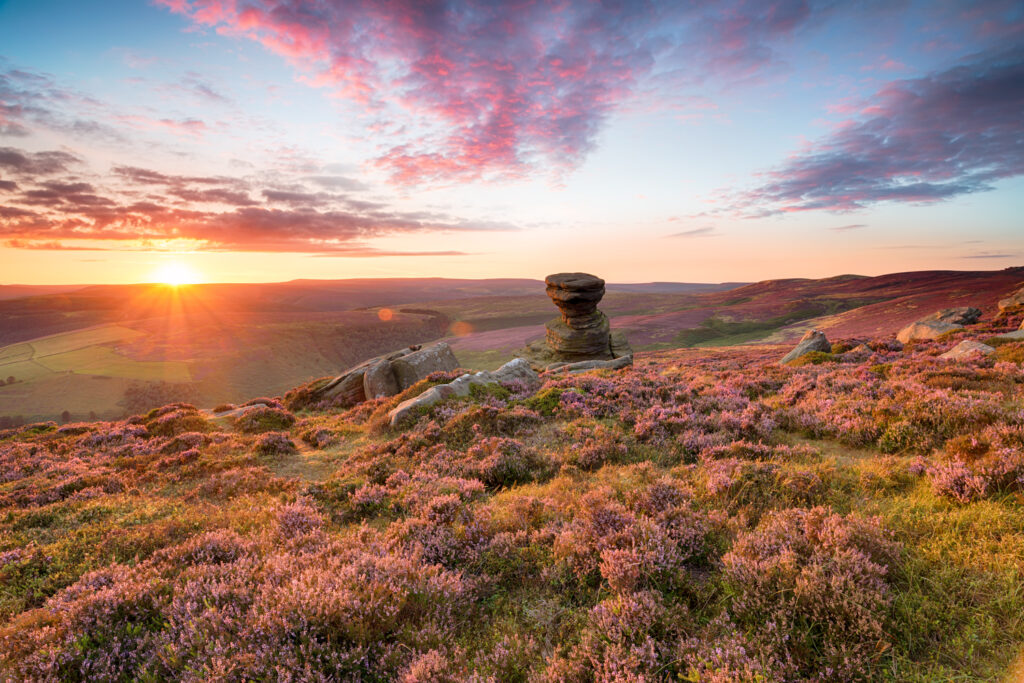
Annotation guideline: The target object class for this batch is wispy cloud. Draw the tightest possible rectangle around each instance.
[668,226,717,238]
[157,0,840,185]
[829,223,867,231]
[731,46,1024,215]
[0,145,517,254]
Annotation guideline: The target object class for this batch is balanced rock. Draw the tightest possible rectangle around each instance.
[939,340,995,360]
[923,307,982,326]
[780,329,831,364]
[897,320,961,344]
[538,272,633,365]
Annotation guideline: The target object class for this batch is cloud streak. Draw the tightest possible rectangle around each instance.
[0,146,516,254]
[733,46,1024,214]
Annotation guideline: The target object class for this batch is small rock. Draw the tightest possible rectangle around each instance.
[896,320,961,344]
[992,329,1024,342]
[390,342,460,390]
[940,340,996,360]
[923,307,982,325]
[609,330,633,359]
[780,329,831,364]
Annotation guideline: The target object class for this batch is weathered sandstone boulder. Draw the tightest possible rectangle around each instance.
[390,342,459,390]
[896,320,961,344]
[286,342,459,410]
[993,329,1024,342]
[388,358,540,426]
[780,329,831,364]
[923,307,982,325]
[939,340,995,360]
[363,358,399,399]
[524,272,632,367]
[998,284,1024,316]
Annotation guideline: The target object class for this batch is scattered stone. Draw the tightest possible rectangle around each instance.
[896,320,961,344]
[998,284,1024,316]
[780,329,831,364]
[545,355,634,373]
[390,342,460,390]
[993,329,1024,342]
[285,345,423,409]
[923,307,982,325]
[388,358,539,427]
[940,340,996,360]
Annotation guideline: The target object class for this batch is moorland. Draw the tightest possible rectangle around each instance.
[0,267,1023,680]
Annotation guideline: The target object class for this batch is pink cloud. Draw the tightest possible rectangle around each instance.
[729,46,1024,215]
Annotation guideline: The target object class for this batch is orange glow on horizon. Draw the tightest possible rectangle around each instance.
[150,262,204,286]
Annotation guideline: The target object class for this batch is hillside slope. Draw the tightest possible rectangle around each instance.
[1,308,1023,680]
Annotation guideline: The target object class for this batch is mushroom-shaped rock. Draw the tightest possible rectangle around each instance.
[923,307,982,325]
[896,320,961,344]
[939,340,996,360]
[998,285,1024,316]
[780,330,831,364]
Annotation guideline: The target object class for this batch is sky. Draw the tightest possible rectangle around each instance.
[0,0,1022,285]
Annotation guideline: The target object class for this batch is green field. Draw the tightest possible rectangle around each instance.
[0,325,192,420]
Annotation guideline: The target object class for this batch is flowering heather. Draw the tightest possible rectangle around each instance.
[1,338,1023,680]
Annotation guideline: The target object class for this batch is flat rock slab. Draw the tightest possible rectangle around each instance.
[388,358,539,427]
[545,355,633,373]
[993,329,1024,342]
[924,307,982,325]
[940,340,995,360]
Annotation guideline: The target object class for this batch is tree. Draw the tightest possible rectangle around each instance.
[60,410,71,423]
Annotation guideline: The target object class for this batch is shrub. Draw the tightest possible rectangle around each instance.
[722,507,901,681]
[233,406,296,434]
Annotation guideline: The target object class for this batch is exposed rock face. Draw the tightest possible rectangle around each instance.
[363,358,399,399]
[998,284,1024,316]
[536,272,632,365]
[388,358,540,426]
[896,320,961,344]
[924,307,982,325]
[287,342,458,410]
[940,340,995,360]
[780,329,831,364]
[390,342,460,390]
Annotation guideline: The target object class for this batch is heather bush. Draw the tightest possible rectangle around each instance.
[233,405,296,433]
[254,431,297,456]
[722,506,901,680]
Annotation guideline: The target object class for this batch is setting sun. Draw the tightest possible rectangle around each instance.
[151,262,203,286]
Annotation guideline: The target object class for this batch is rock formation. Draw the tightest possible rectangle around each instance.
[998,284,1024,317]
[939,340,995,360]
[525,272,632,367]
[286,342,459,410]
[388,358,540,426]
[780,329,831,364]
[896,320,961,344]
[923,307,982,325]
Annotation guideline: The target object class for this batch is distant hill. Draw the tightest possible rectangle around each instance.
[2,269,1022,420]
